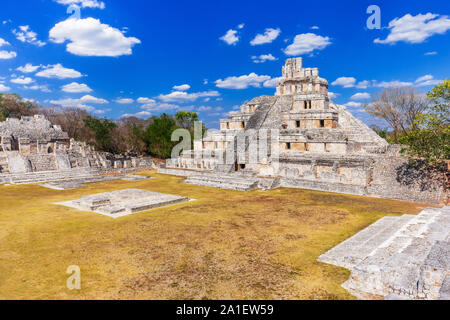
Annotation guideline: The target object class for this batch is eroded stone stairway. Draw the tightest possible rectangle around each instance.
[179,170,280,191]
[318,206,450,300]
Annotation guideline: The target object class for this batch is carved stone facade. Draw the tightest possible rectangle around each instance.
[162,58,445,204]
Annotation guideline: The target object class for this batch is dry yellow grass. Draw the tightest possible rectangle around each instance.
[0,171,429,300]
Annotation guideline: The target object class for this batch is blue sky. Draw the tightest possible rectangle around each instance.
[0,0,449,129]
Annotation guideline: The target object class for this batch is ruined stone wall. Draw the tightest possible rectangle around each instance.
[0,116,155,175]
[277,154,445,204]
[367,156,445,204]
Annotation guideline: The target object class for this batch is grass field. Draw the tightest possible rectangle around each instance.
[0,171,430,300]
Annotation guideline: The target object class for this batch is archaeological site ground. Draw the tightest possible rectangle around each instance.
[0,171,437,300]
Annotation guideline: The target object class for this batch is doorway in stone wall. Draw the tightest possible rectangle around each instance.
[234,162,246,172]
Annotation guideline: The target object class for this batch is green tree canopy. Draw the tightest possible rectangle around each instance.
[400,80,450,165]
[83,117,118,153]
[175,111,199,129]
[144,113,180,159]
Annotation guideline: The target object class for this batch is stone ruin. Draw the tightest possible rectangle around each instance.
[160,57,446,205]
[57,189,190,218]
[319,206,449,300]
[0,115,154,184]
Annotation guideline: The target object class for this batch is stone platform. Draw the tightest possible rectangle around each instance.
[159,167,280,191]
[318,206,450,300]
[39,174,150,190]
[57,189,190,218]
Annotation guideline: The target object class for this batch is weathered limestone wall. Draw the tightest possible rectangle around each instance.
[367,156,445,204]
[276,154,445,204]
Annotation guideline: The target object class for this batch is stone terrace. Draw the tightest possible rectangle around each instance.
[57,189,190,218]
[318,206,450,300]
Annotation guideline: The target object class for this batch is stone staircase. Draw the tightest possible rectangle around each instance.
[337,107,389,151]
[182,173,260,191]
[0,168,96,185]
[216,97,278,174]
[26,153,57,172]
[318,206,450,300]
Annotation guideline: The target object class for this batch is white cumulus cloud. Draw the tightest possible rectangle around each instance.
[350,92,371,100]
[356,80,371,89]
[415,75,442,87]
[262,77,282,88]
[17,63,41,73]
[0,38,10,47]
[331,77,356,88]
[12,25,46,47]
[215,73,272,89]
[0,50,17,59]
[328,92,338,99]
[374,13,450,44]
[250,28,281,45]
[157,90,220,103]
[36,64,82,79]
[49,17,141,57]
[49,98,94,111]
[115,98,134,104]
[24,84,51,92]
[220,29,239,45]
[284,33,331,56]
[344,102,362,108]
[61,82,92,93]
[373,80,413,88]
[172,84,190,91]
[11,76,34,85]
[54,0,105,9]
[50,95,107,113]
[252,54,277,63]
[0,84,11,92]
[80,95,108,104]
[137,97,156,104]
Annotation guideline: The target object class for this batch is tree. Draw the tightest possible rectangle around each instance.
[175,111,207,149]
[83,117,117,153]
[111,117,151,155]
[369,124,388,139]
[364,87,428,143]
[426,79,450,124]
[175,111,199,130]
[42,107,94,142]
[144,113,179,159]
[400,80,449,165]
[0,93,38,120]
